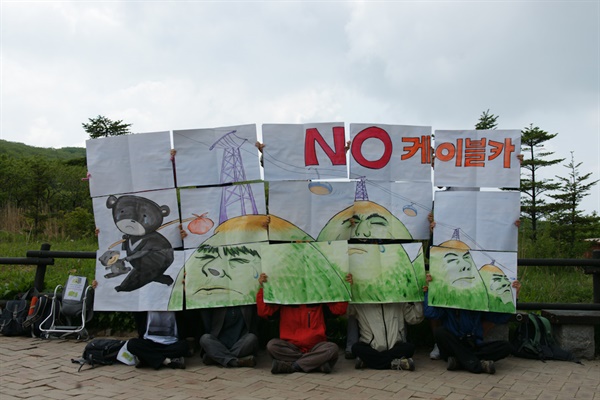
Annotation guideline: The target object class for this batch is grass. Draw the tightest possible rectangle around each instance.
[0,233,97,298]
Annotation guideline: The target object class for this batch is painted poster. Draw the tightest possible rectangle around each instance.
[349,123,432,183]
[86,131,174,198]
[169,244,263,310]
[432,191,520,252]
[433,129,521,188]
[262,122,349,181]
[93,189,182,252]
[261,241,351,305]
[349,242,426,304]
[173,124,261,187]
[94,250,185,311]
[316,179,431,241]
[428,246,517,313]
[268,180,354,241]
[179,183,267,248]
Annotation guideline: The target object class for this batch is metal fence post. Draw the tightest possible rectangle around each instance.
[33,243,51,292]
[593,250,600,304]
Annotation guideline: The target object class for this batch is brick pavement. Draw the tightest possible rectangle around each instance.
[1,336,598,400]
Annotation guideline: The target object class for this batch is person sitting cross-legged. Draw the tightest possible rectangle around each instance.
[127,311,189,370]
[350,300,424,371]
[257,272,352,374]
[199,305,259,368]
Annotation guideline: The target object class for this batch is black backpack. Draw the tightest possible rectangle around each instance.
[0,299,29,336]
[512,313,579,362]
[22,294,52,338]
[71,338,127,371]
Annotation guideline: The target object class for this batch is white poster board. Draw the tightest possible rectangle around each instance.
[433,130,521,188]
[86,131,174,198]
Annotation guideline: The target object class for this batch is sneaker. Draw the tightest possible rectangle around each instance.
[271,360,295,374]
[167,357,186,369]
[355,357,365,369]
[236,355,257,368]
[429,343,441,360]
[446,356,459,371]
[391,357,415,371]
[319,362,332,374]
[480,360,496,374]
[345,350,356,360]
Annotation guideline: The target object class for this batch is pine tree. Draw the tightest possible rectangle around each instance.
[475,109,498,130]
[83,115,132,139]
[548,152,600,257]
[520,124,564,241]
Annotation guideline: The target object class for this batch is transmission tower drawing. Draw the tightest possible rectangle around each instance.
[354,176,369,201]
[210,130,258,224]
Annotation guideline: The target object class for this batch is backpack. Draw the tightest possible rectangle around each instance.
[71,338,127,371]
[512,313,579,362]
[0,299,30,336]
[22,294,52,338]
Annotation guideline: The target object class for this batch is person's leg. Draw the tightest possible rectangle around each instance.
[295,341,339,372]
[127,338,170,369]
[352,342,389,369]
[230,333,259,359]
[474,341,513,362]
[429,319,442,359]
[267,338,304,374]
[200,333,235,367]
[345,315,359,359]
[266,338,303,362]
[434,326,482,373]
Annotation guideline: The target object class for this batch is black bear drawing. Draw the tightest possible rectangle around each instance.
[106,195,175,292]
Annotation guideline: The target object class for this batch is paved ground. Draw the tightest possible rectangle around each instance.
[1,335,598,400]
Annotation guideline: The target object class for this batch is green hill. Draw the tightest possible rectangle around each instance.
[0,139,86,160]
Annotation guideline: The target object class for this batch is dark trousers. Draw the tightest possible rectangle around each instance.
[352,341,415,370]
[434,326,513,373]
[127,338,189,369]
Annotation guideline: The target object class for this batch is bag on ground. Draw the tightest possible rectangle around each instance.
[1,300,30,336]
[511,313,579,362]
[71,338,127,371]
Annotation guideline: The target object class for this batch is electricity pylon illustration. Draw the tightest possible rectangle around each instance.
[354,176,369,201]
[210,130,258,224]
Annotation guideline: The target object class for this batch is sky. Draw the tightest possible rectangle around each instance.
[1,1,599,215]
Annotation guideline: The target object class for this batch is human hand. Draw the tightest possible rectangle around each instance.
[512,280,521,297]
[345,140,351,152]
[514,219,521,228]
[179,224,188,239]
[258,273,268,286]
[255,141,265,152]
[95,228,100,237]
[91,280,98,289]
[345,273,353,285]
[517,154,524,164]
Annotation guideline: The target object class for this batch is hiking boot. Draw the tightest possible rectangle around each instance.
[167,357,186,369]
[271,360,295,374]
[429,343,441,360]
[447,357,459,371]
[236,355,257,368]
[480,360,496,374]
[355,357,365,369]
[345,350,356,360]
[391,357,415,371]
[319,362,332,374]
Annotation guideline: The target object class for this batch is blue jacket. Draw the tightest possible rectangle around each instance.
[424,292,510,344]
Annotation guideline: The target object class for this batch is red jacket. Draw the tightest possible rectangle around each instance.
[256,288,348,352]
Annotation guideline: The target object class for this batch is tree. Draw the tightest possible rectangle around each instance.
[520,124,564,241]
[83,115,132,139]
[547,152,600,257]
[475,109,498,130]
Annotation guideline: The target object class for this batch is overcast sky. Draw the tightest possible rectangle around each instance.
[1,1,598,214]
